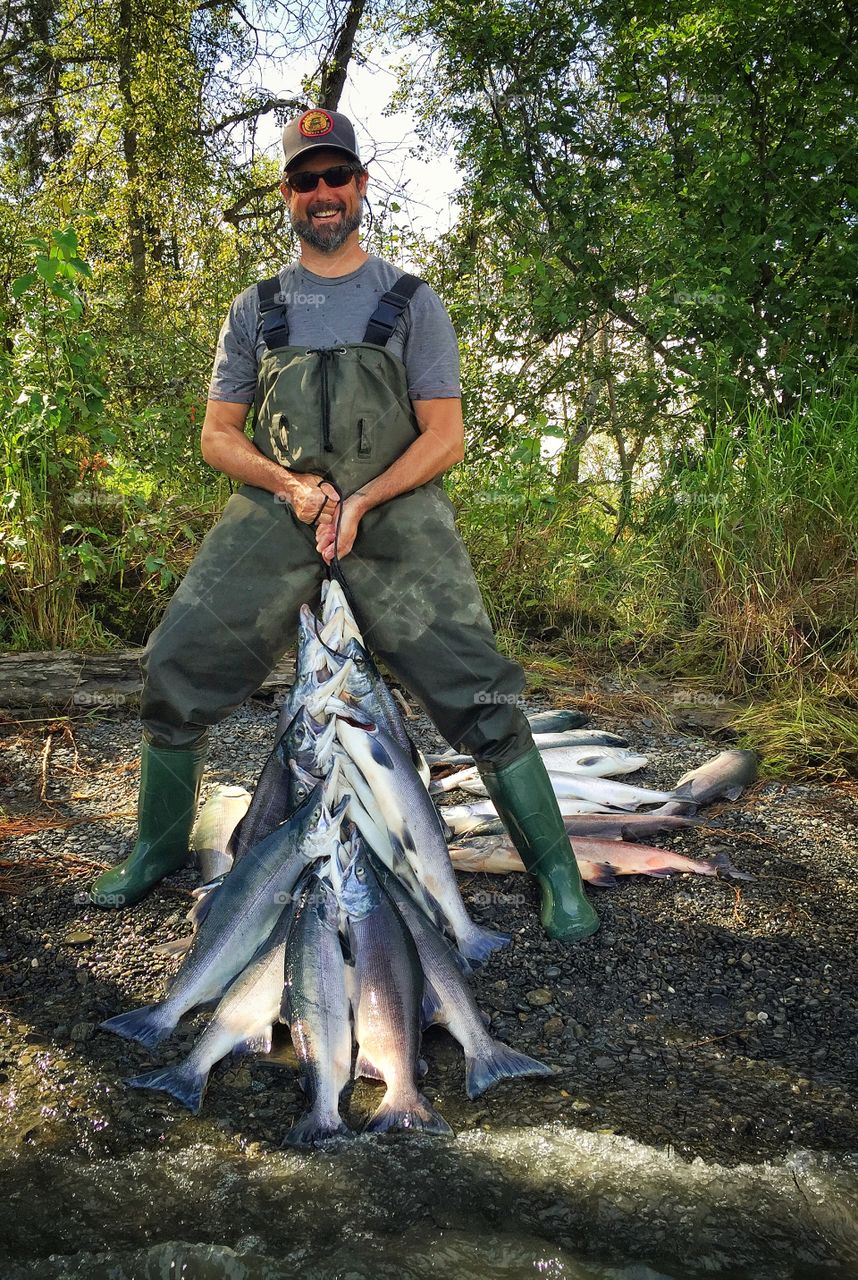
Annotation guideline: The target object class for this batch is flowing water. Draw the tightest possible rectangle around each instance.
[2,1124,856,1278]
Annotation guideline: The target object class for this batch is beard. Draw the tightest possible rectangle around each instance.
[290,194,365,253]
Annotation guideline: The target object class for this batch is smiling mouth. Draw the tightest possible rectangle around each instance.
[311,208,343,221]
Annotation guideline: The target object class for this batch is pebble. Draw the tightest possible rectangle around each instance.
[526,988,553,1006]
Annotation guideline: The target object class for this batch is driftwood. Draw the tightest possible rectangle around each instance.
[0,650,296,713]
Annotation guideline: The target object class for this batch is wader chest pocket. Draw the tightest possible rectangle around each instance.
[358,417,371,456]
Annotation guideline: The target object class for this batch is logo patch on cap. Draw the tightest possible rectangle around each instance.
[299,109,334,138]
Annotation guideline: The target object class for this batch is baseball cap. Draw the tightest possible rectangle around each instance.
[281,109,361,171]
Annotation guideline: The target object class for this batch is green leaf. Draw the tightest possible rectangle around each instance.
[36,255,58,283]
[11,272,38,298]
[52,227,79,255]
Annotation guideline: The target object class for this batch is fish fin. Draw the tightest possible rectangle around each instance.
[712,850,756,882]
[186,886,219,931]
[465,1042,554,1099]
[651,800,694,816]
[368,737,394,769]
[125,1063,207,1114]
[416,1057,428,1079]
[458,924,511,967]
[582,862,619,888]
[283,1110,353,1148]
[99,1003,172,1051]
[364,1092,453,1137]
[355,1052,385,1082]
[722,785,745,801]
[192,875,225,898]
[574,755,602,767]
[387,832,410,867]
[421,982,446,1027]
[233,1026,273,1057]
[152,935,193,958]
[640,866,675,878]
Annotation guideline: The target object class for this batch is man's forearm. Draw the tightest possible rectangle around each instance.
[348,419,463,516]
[201,415,306,503]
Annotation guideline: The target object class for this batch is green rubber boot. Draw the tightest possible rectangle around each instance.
[89,738,207,908]
[478,746,599,943]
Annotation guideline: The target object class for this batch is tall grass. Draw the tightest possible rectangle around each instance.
[452,393,857,774]
[649,394,858,693]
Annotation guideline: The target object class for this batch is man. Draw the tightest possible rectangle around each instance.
[89,108,599,944]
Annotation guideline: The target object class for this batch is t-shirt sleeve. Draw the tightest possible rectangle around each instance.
[400,284,462,400]
[207,287,259,404]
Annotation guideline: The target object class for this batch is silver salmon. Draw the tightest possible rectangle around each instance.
[341,839,452,1136]
[283,876,353,1146]
[448,834,754,884]
[374,857,552,1099]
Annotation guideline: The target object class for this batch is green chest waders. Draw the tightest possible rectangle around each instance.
[140,274,531,764]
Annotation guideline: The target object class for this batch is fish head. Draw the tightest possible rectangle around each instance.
[339,839,381,920]
[288,758,323,811]
[309,713,339,773]
[303,794,350,861]
[321,579,363,642]
[320,609,344,650]
[288,706,325,760]
[339,638,374,699]
[296,604,329,679]
[305,875,340,932]
[290,778,325,835]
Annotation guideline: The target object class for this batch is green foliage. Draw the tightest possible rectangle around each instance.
[0,227,112,645]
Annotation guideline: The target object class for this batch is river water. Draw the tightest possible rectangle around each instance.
[2,1124,856,1278]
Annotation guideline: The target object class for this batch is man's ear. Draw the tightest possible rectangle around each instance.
[357,167,369,195]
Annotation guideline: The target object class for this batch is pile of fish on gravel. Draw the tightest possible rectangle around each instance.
[99,581,757,1142]
[99,582,554,1142]
[430,740,759,888]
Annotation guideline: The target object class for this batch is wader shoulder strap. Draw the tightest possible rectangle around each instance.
[362,273,424,346]
[257,274,290,350]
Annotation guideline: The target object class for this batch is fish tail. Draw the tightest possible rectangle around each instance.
[465,1042,554,1099]
[98,1003,173,1050]
[365,1091,453,1137]
[283,1109,353,1148]
[457,923,511,967]
[712,849,756,882]
[125,1062,207,1113]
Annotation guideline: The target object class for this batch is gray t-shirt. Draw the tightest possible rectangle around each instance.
[208,256,461,404]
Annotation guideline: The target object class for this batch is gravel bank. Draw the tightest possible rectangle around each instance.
[0,692,856,1179]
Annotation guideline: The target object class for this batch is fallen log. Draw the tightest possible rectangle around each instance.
[0,650,296,713]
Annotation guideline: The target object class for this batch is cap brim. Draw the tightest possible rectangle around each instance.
[284,141,361,171]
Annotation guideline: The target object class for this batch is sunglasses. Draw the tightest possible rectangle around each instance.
[284,163,361,194]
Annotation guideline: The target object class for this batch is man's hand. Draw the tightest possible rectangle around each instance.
[315,493,365,563]
[286,475,341,526]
